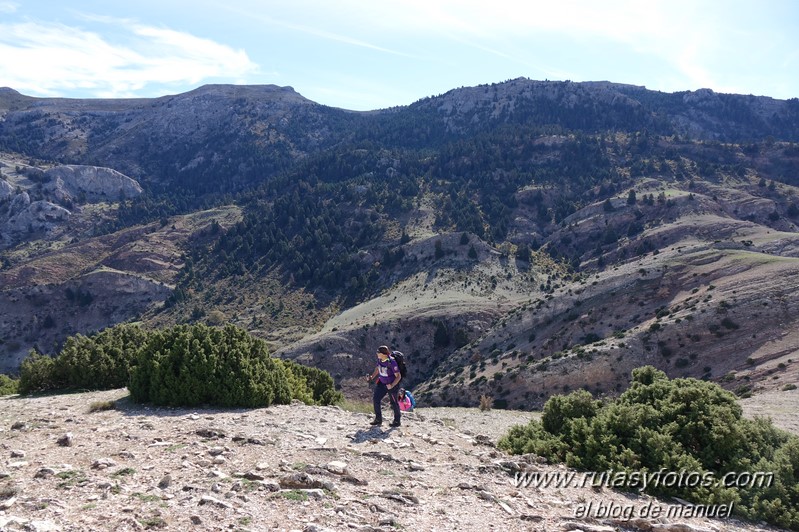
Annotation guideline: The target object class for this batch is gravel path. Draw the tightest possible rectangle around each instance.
[0,390,785,532]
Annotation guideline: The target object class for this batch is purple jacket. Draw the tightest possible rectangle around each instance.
[377,357,400,385]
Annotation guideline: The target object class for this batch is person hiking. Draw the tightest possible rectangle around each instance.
[398,388,414,412]
[365,345,402,427]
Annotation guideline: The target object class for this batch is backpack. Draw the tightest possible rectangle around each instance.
[391,350,407,380]
[405,390,416,408]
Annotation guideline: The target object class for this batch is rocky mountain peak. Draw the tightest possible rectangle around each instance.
[185,83,304,99]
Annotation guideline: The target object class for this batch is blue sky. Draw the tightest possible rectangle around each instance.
[1,1,797,111]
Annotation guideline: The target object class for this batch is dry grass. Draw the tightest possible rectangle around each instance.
[0,484,21,499]
[88,400,116,413]
[338,398,373,415]
[478,394,493,411]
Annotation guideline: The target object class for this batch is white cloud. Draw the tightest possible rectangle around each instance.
[1,0,791,104]
[212,3,413,58]
[282,0,670,40]
[0,18,258,97]
[272,20,413,57]
[269,0,752,91]
[131,25,256,81]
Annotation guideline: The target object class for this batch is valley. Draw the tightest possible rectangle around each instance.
[1,79,798,410]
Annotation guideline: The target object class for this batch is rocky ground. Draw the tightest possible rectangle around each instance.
[0,390,789,532]
[740,387,799,436]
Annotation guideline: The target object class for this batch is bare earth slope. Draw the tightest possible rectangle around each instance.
[0,390,788,532]
[0,206,241,373]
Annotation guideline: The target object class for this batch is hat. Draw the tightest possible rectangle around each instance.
[377,346,390,355]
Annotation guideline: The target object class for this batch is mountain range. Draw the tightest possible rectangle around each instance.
[1,78,798,408]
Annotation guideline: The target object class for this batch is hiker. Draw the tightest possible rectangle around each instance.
[398,388,415,412]
[365,345,402,427]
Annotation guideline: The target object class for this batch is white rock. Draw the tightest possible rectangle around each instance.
[325,461,348,475]
[0,179,13,200]
[208,446,225,456]
[91,458,117,470]
[407,461,425,471]
[44,165,143,203]
[199,495,233,509]
[208,469,228,480]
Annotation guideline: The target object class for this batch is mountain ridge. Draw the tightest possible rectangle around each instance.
[1,78,798,409]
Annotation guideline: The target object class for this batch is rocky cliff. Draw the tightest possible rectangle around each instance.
[0,178,13,200]
[0,163,143,249]
[44,165,143,203]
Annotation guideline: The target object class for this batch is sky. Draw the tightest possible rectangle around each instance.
[0,0,797,111]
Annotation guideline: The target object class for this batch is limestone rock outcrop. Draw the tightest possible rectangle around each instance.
[0,179,13,200]
[44,165,143,203]
[1,192,72,247]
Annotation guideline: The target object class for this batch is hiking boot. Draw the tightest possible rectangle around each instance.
[369,419,383,426]
[389,420,401,427]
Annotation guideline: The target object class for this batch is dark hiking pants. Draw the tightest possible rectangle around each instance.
[372,381,400,424]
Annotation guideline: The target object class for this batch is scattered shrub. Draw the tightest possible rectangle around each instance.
[721,317,740,330]
[56,324,148,390]
[0,374,18,396]
[18,350,60,394]
[16,323,340,409]
[541,389,599,436]
[18,324,148,394]
[129,323,340,408]
[499,366,799,529]
[281,359,343,406]
[129,323,291,407]
[453,328,470,349]
[206,310,227,326]
[433,321,450,348]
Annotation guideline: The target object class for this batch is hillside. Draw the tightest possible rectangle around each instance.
[1,79,799,407]
[0,388,790,531]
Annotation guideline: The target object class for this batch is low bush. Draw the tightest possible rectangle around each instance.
[281,359,343,406]
[18,324,147,394]
[0,374,19,396]
[129,323,291,407]
[129,323,341,408]
[16,323,341,409]
[18,350,60,394]
[498,366,799,530]
[55,324,148,390]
